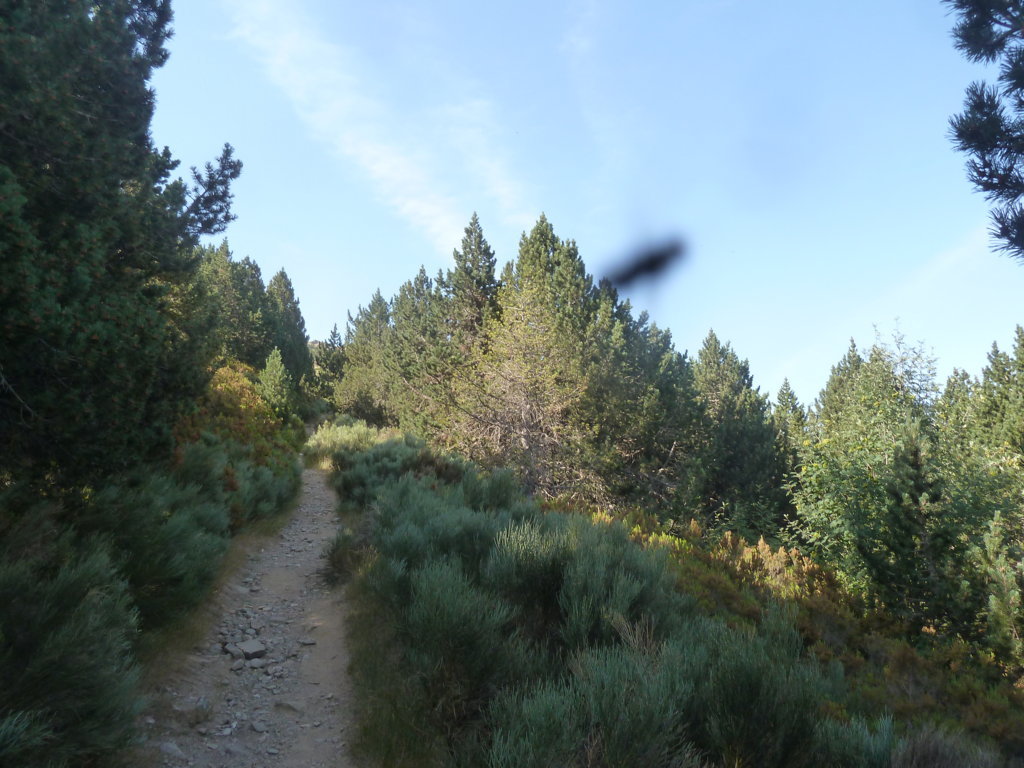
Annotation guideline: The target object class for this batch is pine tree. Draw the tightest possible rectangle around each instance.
[228,257,275,368]
[446,212,498,355]
[814,340,863,429]
[267,269,312,383]
[312,324,346,398]
[791,342,923,589]
[333,291,394,425]
[578,282,703,507]
[853,419,961,633]
[192,244,280,370]
[386,267,451,434]
[773,379,807,481]
[454,217,595,497]
[792,338,997,635]
[0,0,241,487]
[947,1,1024,257]
[690,331,784,536]
[257,348,296,418]
[976,513,1024,664]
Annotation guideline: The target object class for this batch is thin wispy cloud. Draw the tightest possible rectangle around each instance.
[223,0,464,256]
[437,98,535,234]
[222,0,533,257]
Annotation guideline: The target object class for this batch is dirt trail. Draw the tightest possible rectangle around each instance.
[127,468,357,768]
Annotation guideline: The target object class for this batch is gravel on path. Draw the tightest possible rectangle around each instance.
[126,467,357,768]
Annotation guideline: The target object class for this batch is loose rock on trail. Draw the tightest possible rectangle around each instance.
[127,467,357,768]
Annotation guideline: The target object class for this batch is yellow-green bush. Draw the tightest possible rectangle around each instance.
[304,416,391,468]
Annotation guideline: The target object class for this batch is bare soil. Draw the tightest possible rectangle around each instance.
[126,468,357,768]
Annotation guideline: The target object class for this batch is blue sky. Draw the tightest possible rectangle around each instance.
[151,0,1024,405]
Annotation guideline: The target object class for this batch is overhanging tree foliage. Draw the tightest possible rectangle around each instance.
[947,0,1024,258]
[0,0,241,487]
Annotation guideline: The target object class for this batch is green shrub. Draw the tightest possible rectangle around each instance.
[332,439,898,768]
[176,431,300,527]
[555,517,689,651]
[487,682,581,768]
[324,527,358,583]
[175,361,289,464]
[175,432,231,507]
[456,467,523,513]
[0,712,51,767]
[304,417,386,467]
[0,520,140,768]
[570,644,699,767]
[892,724,1002,768]
[332,435,467,509]
[229,455,300,523]
[374,477,506,583]
[679,612,836,768]
[814,716,895,768]
[79,470,229,627]
[482,518,571,640]
[70,433,298,629]
[487,643,705,768]
[404,559,521,702]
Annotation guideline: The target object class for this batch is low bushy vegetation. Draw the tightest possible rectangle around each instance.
[0,511,140,767]
[304,416,394,470]
[327,426,1010,766]
[0,362,302,767]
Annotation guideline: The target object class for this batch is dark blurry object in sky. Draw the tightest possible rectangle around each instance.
[607,237,686,288]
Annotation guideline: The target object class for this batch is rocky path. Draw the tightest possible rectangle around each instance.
[128,468,357,768]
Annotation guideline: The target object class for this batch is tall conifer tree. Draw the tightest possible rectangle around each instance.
[0,0,241,486]
[267,270,312,383]
[690,331,784,535]
[455,217,593,497]
[446,212,498,354]
[333,291,394,425]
